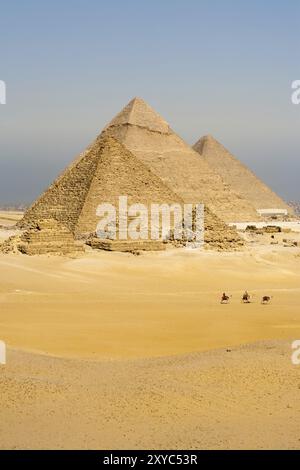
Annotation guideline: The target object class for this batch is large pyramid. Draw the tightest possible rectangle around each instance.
[102,97,259,223]
[19,136,181,236]
[19,135,242,249]
[194,135,293,216]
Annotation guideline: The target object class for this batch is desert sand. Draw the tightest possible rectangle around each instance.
[1,340,299,450]
[0,230,300,448]
[1,244,300,359]
[0,210,23,225]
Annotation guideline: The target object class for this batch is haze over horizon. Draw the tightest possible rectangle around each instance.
[1,0,299,205]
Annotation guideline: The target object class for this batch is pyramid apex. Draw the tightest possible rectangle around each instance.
[204,134,217,141]
[130,96,147,104]
[193,135,222,154]
[103,97,170,134]
[197,134,219,144]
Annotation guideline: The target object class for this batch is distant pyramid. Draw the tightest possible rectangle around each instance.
[102,98,259,223]
[18,135,243,249]
[194,135,293,216]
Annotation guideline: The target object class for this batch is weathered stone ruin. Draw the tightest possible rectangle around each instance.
[87,239,166,252]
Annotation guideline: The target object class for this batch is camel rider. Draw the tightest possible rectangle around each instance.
[221,292,227,302]
[243,291,250,302]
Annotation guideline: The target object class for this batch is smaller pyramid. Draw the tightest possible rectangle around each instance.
[2,219,84,255]
[194,135,293,216]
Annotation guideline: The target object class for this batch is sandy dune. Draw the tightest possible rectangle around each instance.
[0,239,300,449]
[0,341,300,449]
[0,247,300,358]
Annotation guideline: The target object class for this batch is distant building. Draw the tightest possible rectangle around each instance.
[257,209,288,217]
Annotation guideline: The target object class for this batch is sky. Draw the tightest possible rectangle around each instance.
[0,0,299,204]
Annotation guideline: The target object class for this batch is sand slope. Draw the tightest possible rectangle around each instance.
[0,340,300,449]
[0,247,300,358]
[0,248,299,358]
[0,243,300,449]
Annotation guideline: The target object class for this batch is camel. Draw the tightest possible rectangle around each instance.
[261,295,272,304]
[221,293,231,304]
[242,291,251,303]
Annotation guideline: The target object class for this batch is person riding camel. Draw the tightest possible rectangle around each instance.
[221,292,230,304]
[242,291,250,303]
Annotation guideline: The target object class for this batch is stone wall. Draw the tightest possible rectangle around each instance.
[87,238,166,252]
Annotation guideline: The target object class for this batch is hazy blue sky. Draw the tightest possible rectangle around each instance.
[0,0,299,204]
